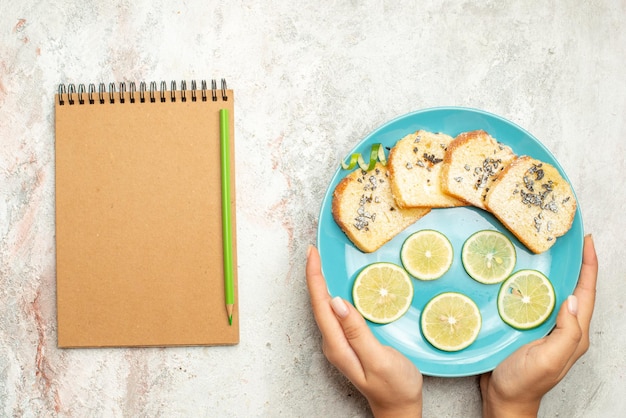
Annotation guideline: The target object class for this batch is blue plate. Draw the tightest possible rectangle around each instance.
[316,107,583,377]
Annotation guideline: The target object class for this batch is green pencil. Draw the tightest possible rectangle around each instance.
[219,108,235,325]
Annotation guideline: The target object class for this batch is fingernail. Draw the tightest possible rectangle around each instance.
[306,245,313,258]
[567,295,578,316]
[330,296,349,318]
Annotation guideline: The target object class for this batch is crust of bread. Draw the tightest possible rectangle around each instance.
[332,162,430,253]
[388,130,466,208]
[441,130,517,209]
[484,156,577,254]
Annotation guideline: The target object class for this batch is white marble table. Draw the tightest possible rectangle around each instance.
[1,1,624,416]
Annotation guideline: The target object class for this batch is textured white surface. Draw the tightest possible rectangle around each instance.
[0,1,624,417]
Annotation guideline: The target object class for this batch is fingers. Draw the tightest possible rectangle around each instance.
[573,235,598,335]
[305,246,363,377]
[533,297,582,378]
[306,246,387,384]
[306,246,346,341]
[525,235,598,382]
[305,245,331,310]
[330,297,386,369]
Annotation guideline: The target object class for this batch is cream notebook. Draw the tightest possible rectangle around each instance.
[54,79,239,347]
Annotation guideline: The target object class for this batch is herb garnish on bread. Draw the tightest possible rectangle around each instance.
[332,162,430,253]
[441,130,517,209]
[388,130,466,208]
[485,156,577,254]
[332,129,576,255]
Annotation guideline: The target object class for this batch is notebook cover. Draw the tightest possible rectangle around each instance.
[54,86,239,347]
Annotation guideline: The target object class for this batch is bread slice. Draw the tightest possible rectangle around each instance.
[332,162,431,253]
[441,130,517,209]
[485,156,577,254]
[388,130,466,208]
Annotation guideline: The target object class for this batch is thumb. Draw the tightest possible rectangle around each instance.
[330,297,384,363]
[537,295,582,371]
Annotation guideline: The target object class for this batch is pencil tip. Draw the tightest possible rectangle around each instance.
[226,304,234,325]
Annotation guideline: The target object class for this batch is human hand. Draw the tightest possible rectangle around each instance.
[306,246,423,418]
[480,234,598,418]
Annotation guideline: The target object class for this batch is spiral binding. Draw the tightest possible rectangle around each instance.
[57,78,228,106]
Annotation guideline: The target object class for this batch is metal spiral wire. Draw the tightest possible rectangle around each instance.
[57,79,228,105]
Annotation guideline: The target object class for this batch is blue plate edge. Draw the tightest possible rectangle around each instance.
[315,107,584,378]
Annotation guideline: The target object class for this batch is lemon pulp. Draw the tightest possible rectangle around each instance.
[352,262,414,324]
[400,230,453,280]
[497,269,555,330]
[420,292,482,352]
[462,229,516,284]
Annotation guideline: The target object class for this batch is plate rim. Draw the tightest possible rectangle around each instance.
[316,106,583,377]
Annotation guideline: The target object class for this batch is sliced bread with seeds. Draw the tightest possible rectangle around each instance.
[388,130,466,208]
[484,156,577,254]
[440,130,517,209]
[332,162,431,253]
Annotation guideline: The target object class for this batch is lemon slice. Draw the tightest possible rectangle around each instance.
[400,230,453,280]
[461,230,516,284]
[497,269,556,330]
[420,292,482,352]
[352,262,414,324]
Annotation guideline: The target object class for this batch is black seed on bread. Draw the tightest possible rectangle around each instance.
[484,156,577,254]
[332,162,430,253]
[388,130,466,208]
[441,130,517,209]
